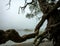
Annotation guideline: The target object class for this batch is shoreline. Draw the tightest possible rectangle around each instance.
[0,41,53,46]
[14,41,53,46]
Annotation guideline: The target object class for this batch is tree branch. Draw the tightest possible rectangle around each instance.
[6,0,11,9]
[49,22,60,28]
[35,0,60,33]
[18,0,35,14]
[0,29,37,44]
[34,0,60,45]
[34,14,47,32]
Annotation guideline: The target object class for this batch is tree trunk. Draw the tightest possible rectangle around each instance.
[34,0,60,46]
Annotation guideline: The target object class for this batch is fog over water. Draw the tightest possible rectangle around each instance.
[0,0,47,30]
[0,0,47,45]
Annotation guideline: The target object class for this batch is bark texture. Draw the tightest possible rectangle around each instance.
[34,0,60,46]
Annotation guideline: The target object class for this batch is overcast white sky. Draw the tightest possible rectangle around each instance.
[0,0,47,30]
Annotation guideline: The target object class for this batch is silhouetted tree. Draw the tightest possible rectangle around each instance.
[0,0,60,46]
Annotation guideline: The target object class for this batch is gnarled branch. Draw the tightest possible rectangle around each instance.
[0,29,37,44]
[34,0,60,45]
[35,0,60,35]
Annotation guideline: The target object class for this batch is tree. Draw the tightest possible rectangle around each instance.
[0,0,60,46]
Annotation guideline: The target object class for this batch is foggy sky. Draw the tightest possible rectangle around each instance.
[0,0,47,30]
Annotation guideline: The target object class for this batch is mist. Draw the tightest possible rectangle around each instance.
[0,0,47,30]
